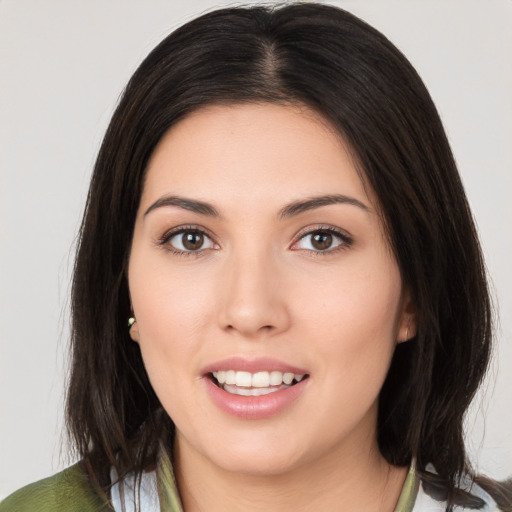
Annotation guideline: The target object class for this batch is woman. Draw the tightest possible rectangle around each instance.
[1,3,510,511]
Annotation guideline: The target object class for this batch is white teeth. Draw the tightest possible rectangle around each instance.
[223,384,288,396]
[235,371,252,387]
[269,371,283,386]
[225,370,236,385]
[212,370,306,391]
[283,372,294,385]
[252,371,270,387]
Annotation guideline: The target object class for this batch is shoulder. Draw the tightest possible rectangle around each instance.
[0,463,113,512]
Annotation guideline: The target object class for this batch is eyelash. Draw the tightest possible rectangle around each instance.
[158,225,217,258]
[157,224,353,257]
[291,225,353,256]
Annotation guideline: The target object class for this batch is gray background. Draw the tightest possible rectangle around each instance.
[1,0,511,499]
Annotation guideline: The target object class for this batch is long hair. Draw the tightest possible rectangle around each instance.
[67,3,494,505]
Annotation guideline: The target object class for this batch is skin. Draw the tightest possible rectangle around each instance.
[128,103,417,511]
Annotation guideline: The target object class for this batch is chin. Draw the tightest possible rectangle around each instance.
[213,448,303,477]
[185,427,308,477]
[219,431,319,476]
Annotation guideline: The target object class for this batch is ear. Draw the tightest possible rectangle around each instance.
[128,317,140,343]
[397,291,417,343]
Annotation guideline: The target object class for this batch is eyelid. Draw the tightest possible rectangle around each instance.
[290,225,353,252]
[158,224,219,255]
[156,223,352,255]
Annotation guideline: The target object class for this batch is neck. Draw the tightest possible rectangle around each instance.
[173,435,407,512]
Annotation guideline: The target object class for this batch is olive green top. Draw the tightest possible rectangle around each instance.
[0,463,113,512]
[0,453,419,512]
[5,455,499,512]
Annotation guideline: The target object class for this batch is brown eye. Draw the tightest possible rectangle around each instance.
[183,231,204,250]
[293,228,349,252]
[168,229,215,252]
[311,232,333,250]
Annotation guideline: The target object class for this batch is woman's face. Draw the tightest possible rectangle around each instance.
[128,103,414,476]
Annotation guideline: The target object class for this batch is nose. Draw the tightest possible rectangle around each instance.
[217,250,290,339]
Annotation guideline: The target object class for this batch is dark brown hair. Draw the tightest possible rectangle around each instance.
[67,2,497,506]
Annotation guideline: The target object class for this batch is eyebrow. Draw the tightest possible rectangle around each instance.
[144,195,220,217]
[278,194,370,219]
[144,193,370,219]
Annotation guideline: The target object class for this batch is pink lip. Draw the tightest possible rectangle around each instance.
[203,377,309,419]
[201,357,310,420]
[201,356,308,375]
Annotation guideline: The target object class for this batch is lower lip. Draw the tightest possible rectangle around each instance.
[203,376,308,420]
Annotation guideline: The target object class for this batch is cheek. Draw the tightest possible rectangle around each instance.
[131,273,211,422]
[127,248,215,389]
[293,255,402,382]
[130,247,213,336]
[296,261,401,337]
[296,275,401,435]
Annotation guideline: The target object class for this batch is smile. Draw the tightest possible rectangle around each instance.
[211,370,306,396]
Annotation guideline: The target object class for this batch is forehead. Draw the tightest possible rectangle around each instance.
[141,102,373,210]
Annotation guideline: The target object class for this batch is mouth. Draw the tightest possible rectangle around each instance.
[209,370,308,397]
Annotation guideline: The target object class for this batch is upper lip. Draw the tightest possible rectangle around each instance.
[202,356,309,376]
